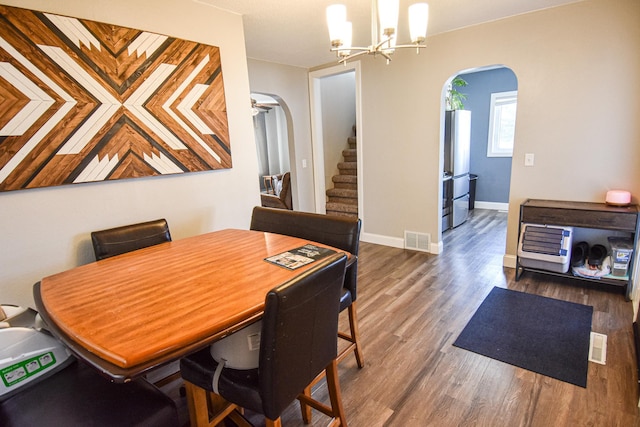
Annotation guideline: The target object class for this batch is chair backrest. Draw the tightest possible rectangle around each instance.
[91,219,171,261]
[258,253,347,420]
[250,206,361,299]
[250,206,360,257]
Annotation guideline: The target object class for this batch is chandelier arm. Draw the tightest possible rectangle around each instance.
[380,51,393,62]
[372,36,393,52]
[338,50,371,64]
[331,46,371,54]
[393,44,426,49]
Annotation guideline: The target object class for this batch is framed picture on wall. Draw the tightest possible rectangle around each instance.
[0,5,232,192]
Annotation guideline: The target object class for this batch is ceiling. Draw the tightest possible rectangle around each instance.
[195,0,582,68]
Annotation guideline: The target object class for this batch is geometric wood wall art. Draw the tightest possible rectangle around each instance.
[0,5,231,192]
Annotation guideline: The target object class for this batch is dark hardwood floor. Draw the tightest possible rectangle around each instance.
[172,208,640,426]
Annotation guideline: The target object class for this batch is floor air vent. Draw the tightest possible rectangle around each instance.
[589,332,607,365]
[405,231,430,252]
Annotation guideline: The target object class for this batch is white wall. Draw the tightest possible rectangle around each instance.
[0,0,260,307]
[356,0,639,262]
[321,73,356,198]
[274,107,291,174]
[258,105,290,177]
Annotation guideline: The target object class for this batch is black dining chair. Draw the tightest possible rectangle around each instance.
[250,206,364,369]
[90,218,172,261]
[0,358,179,427]
[90,218,177,387]
[179,253,349,427]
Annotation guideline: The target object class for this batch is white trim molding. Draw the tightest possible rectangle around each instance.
[475,201,509,211]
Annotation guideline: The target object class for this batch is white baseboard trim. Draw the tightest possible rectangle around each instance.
[475,201,509,211]
[503,254,517,269]
[361,232,405,249]
[362,232,442,254]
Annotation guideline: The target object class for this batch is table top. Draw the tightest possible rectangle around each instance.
[37,229,348,381]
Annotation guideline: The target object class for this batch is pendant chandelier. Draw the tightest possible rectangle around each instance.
[326,0,429,64]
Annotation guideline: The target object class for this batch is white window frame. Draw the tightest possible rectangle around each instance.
[487,90,518,157]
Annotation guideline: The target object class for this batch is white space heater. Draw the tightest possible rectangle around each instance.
[517,224,573,273]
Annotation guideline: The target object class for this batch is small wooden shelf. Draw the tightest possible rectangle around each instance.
[516,199,639,299]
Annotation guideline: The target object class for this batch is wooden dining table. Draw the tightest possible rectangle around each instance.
[34,228,349,383]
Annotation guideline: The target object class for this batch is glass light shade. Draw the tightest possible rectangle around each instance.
[339,21,353,56]
[378,0,399,37]
[409,3,429,43]
[327,4,347,45]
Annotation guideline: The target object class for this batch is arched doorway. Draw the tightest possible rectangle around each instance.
[251,92,297,206]
[440,66,518,243]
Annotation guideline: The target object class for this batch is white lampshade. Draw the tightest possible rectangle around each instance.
[340,21,353,56]
[327,4,347,45]
[378,0,399,37]
[409,3,429,43]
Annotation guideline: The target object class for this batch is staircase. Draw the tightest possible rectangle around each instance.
[326,131,358,219]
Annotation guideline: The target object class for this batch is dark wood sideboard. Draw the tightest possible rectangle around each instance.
[516,199,639,300]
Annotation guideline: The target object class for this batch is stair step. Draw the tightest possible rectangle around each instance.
[326,188,357,199]
[342,148,357,162]
[326,210,359,219]
[332,175,357,184]
[343,155,357,163]
[327,131,358,218]
[337,162,357,175]
[333,182,357,190]
[327,189,358,204]
[332,175,357,190]
[326,202,358,214]
[328,197,357,206]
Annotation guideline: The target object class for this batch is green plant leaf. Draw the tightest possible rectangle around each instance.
[452,77,468,88]
[448,77,469,110]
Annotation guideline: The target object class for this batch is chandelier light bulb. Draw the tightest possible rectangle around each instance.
[327,4,347,47]
[340,21,353,56]
[378,0,399,37]
[409,3,429,44]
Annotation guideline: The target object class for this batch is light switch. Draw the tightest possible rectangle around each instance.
[524,153,535,166]
[302,159,307,168]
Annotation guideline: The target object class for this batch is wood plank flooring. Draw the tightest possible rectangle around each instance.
[173,208,640,426]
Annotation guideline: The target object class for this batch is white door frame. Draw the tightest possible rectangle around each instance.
[308,61,363,218]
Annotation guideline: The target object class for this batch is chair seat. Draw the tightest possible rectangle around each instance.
[181,348,263,415]
[339,287,353,312]
[0,360,178,427]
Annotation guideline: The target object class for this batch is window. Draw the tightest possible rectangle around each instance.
[487,90,517,157]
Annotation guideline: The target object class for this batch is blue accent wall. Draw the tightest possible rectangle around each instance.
[459,68,517,204]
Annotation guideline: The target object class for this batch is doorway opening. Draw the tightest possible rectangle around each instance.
[309,62,362,219]
[439,66,518,244]
[251,92,296,207]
